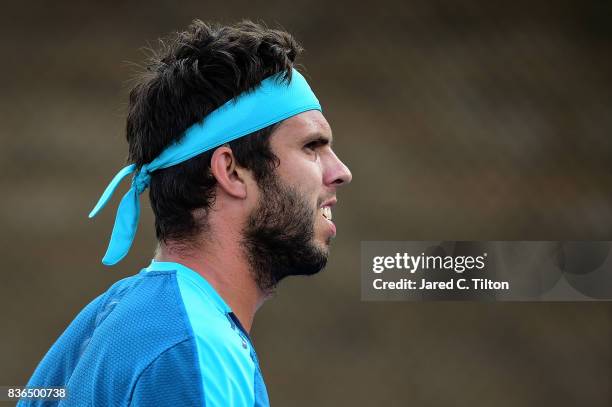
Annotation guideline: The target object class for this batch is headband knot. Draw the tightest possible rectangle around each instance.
[132,167,151,195]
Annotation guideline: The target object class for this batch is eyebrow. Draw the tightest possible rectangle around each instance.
[304,132,333,146]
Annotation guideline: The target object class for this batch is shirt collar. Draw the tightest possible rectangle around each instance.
[144,259,232,314]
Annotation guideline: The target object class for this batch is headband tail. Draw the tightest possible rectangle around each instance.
[89,164,137,218]
[101,185,142,266]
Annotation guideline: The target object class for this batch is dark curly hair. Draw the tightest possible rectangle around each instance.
[125,20,303,246]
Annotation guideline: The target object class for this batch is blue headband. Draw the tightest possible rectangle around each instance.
[90,69,321,266]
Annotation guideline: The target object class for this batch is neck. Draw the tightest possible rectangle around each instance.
[154,239,266,333]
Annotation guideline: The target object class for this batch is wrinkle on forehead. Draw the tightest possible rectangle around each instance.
[273,110,332,141]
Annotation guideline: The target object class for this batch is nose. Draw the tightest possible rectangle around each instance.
[324,149,352,187]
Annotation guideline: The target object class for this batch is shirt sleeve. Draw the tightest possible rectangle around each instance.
[129,339,203,407]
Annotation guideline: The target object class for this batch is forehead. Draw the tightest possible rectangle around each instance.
[271,110,332,143]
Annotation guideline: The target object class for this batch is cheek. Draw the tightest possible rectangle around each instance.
[278,154,323,192]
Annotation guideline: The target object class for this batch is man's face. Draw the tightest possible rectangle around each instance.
[241,110,352,291]
[269,110,352,248]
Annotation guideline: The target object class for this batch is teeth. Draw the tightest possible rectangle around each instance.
[321,206,332,221]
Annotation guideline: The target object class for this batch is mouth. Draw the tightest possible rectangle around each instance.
[321,206,333,221]
[319,199,337,237]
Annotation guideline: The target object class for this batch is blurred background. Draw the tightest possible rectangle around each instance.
[1,0,611,405]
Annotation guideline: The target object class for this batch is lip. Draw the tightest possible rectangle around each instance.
[320,198,337,209]
[326,218,337,236]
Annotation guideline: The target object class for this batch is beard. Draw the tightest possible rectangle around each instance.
[241,175,329,292]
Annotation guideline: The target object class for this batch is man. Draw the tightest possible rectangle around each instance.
[22,20,351,406]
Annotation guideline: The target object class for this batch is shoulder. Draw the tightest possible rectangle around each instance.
[127,270,264,406]
[25,269,205,406]
[68,270,198,405]
[88,270,194,363]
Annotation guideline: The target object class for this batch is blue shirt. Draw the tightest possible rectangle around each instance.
[21,260,270,406]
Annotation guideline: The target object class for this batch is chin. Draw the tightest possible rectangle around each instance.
[314,225,334,247]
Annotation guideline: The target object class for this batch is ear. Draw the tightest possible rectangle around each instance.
[210,146,248,199]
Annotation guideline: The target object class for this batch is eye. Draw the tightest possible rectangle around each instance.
[303,138,328,152]
[304,140,320,151]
